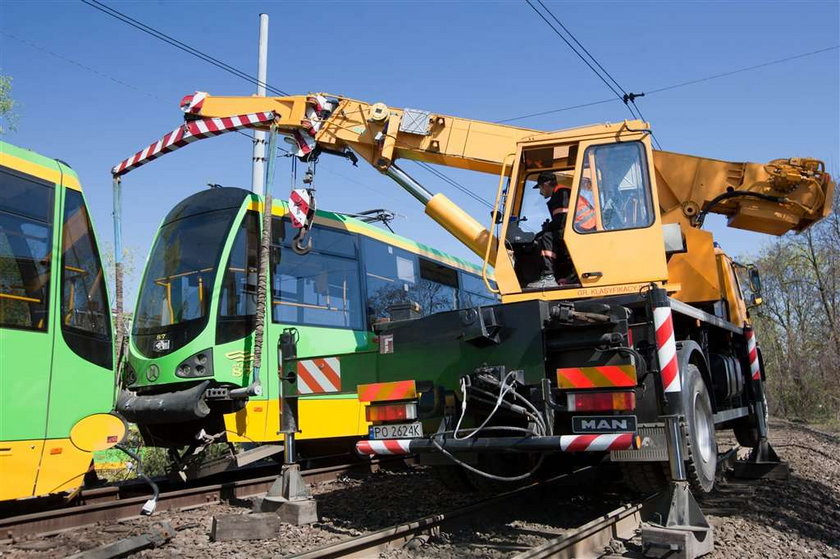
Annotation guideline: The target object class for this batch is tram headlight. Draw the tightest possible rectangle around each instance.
[176,348,214,378]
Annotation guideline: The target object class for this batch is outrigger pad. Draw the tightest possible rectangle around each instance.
[641,482,714,559]
[733,439,790,480]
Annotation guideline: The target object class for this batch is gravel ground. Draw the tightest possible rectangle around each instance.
[706,419,840,559]
[3,418,838,558]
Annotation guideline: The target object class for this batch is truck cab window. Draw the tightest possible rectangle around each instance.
[575,142,653,233]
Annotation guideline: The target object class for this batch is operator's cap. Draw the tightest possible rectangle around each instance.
[532,172,573,188]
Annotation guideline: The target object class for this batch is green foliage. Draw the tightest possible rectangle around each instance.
[751,188,840,423]
[95,425,244,481]
[0,75,17,134]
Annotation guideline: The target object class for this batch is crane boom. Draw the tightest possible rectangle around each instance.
[113,91,834,312]
[181,92,833,235]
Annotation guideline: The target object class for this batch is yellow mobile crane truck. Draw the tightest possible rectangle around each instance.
[120,92,833,547]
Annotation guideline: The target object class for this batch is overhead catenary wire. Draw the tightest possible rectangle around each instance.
[80,0,289,96]
[523,0,660,148]
[499,45,839,124]
[414,161,494,209]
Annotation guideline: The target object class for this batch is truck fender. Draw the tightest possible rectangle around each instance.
[674,340,714,409]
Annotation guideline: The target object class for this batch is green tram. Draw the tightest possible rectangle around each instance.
[118,187,496,453]
[0,141,124,501]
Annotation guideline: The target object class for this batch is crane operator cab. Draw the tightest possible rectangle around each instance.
[503,131,668,295]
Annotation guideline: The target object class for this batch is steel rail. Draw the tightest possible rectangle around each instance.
[514,498,655,559]
[0,461,373,541]
[285,466,597,559]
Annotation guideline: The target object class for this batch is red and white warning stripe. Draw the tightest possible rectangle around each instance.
[653,306,681,393]
[289,189,311,228]
[745,328,760,381]
[296,357,341,394]
[291,95,335,157]
[180,91,207,114]
[559,433,636,452]
[355,439,412,456]
[112,111,276,176]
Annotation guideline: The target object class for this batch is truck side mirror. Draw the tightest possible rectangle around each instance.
[748,267,762,293]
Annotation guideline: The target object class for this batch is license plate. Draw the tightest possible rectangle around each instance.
[572,415,637,434]
[369,422,423,440]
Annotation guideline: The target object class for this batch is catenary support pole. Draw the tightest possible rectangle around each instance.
[251,13,269,196]
[112,176,123,348]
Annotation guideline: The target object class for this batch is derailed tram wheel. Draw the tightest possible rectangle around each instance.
[682,364,717,493]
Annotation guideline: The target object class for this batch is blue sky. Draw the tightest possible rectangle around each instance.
[2,0,838,306]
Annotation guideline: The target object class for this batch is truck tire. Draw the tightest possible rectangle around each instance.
[682,364,717,493]
[619,462,668,495]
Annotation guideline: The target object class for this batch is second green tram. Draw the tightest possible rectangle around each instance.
[118,187,496,450]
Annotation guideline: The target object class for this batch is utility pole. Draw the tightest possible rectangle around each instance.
[251,13,269,195]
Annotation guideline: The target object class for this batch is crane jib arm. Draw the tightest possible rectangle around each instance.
[111,110,276,177]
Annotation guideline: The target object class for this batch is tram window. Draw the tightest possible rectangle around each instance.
[0,167,54,331]
[363,238,419,321]
[271,221,363,330]
[133,208,235,337]
[417,258,458,315]
[61,189,112,368]
[216,210,259,344]
[459,272,498,308]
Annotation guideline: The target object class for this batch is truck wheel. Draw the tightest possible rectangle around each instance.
[619,462,668,495]
[682,364,717,493]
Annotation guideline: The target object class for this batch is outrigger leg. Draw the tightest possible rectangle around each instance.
[733,380,789,480]
[641,415,713,559]
[256,331,318,525]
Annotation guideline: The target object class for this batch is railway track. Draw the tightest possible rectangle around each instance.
[0,460,389,541]
[284,465,652,559]
[284,449,743,558]
[5,446,747,557]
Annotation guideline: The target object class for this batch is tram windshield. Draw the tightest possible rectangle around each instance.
[133,190,244,355]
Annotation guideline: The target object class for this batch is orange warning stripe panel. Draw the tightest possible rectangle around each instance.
[556,365,637,389]
[357,380,417,402]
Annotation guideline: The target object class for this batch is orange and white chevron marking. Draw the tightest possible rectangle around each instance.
[556,365,637,389]
[296,357,341,394]
[559,433,636,452]
[355,439,412,456]
[357,380,417,402]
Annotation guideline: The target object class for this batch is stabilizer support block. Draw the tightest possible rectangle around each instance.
[641,481,714,559]
[733,439,790,480]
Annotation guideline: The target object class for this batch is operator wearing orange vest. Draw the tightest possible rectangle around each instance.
[574,174,597,232]
[528,172,595,288]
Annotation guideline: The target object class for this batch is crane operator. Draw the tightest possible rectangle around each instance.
[528,171,595,289]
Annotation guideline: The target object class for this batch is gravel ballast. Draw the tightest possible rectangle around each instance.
[3,418,838,558]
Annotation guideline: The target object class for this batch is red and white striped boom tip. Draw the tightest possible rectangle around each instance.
[111,111,276,177]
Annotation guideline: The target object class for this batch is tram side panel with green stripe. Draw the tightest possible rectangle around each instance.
[0,141,124,501]
[120,187,496,450]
